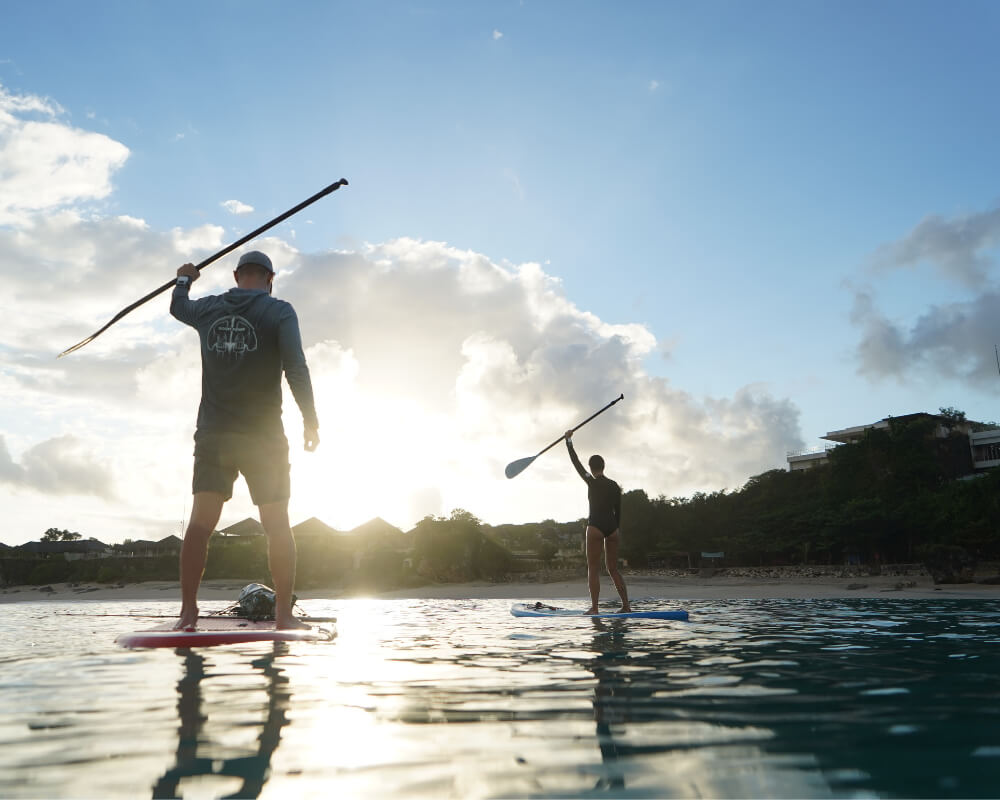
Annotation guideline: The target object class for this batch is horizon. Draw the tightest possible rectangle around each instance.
[7,510,592,549]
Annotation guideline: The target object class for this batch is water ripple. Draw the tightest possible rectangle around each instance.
[0,597,998,797]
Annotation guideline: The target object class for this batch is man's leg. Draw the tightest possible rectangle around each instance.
[584,526,604,614]
[258,500,308,629]
[175,491,226,630]
[604,531,631,612]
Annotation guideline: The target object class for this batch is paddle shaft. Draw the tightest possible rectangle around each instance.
[530,393,624,460]
[58,178,349,357]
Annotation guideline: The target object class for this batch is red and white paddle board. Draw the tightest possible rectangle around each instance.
[116,616,336,649]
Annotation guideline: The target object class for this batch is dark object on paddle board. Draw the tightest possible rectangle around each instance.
[510,602,688,621]
[116,616,336,649]
[228,582,291,621]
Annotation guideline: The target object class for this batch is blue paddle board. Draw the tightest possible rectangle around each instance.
[117,616,336,649]
[511,602,688,621]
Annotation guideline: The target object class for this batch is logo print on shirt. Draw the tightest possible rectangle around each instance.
[207,315,258,360]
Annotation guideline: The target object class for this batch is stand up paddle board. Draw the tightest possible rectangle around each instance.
[116,616,336,649]
[511,602,688,621]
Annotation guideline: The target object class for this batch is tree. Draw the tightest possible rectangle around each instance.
[42,528,82,542]
[412,509,512,581]
[536,541,558,564]
[938,406,967,425]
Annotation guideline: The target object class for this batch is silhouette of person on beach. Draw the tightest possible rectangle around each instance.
[170,251,319,630]
[565,430,630,614]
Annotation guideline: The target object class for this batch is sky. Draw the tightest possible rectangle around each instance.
[2,1,1000,546]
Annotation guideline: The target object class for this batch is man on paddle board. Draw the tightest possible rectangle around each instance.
[170,251,319,630]
[565,431,630,614]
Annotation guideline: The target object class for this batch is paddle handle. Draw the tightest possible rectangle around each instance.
[533,393,624,459]
[58,178,349,357]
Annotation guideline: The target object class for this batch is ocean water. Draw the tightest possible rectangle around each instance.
[1,597,998,799]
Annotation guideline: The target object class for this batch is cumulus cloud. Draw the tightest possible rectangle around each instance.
[171,223,225,256]
[0,93,807,541]
[1,224,806,538]
[279,239,803,505]
[222,199,254,216]
[870,205,1000,287]
[0,83,129,225]
[0,435,114,498]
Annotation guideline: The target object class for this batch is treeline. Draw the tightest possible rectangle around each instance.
[618,415,1000,569]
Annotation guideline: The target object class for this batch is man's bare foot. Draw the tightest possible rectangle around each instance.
[173,606,199,631]
[619,605,632,613]
[584,607,598,615]
[275,614,311,630]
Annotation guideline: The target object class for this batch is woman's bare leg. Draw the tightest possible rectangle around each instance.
[585,526,604,614]
[603,531,631,612]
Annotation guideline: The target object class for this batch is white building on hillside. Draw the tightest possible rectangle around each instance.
[787,412,1000,473]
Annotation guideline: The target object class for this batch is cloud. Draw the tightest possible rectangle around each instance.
[503,167,525,201]
[649,79,660,92]
[171,223,225,256]
[870,205,1000,287]
[0,435,114,498]
[493,29,503,40]
[280,239,803,504]
[222,199,254,216]
[851,285,1000,386]
[0,82,129,225]
[1,223,805,539]
[852,201,1000,386]
[0,93,806,541]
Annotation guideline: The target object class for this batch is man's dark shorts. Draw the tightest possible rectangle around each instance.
[192,432,290,505]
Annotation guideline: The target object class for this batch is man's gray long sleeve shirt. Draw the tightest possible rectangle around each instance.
[170,283,319,439]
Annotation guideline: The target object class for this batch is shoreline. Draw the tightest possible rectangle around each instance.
[3,573,999,603]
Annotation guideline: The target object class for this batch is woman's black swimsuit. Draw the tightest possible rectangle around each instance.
[567,439,622,537]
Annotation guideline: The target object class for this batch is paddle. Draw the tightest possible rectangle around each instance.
[58,178,349,358]
[504,393,624,479]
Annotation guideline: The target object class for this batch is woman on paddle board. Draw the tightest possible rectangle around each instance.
[170,251,319,631]
[565,431,631,614]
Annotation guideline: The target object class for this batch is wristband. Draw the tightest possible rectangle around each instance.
[176,275,191,288]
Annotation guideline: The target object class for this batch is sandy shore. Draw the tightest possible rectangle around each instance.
[3,573,999,603]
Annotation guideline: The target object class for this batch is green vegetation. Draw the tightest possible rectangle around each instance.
[613,415,1000,571]
[412,509,512,582]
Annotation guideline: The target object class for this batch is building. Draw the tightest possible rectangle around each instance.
[18,539,112,560]
[116,535,182,557]
[218,518,266,538]
[788,412,1000,473]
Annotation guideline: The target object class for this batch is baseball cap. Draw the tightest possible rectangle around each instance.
[237,250,274,274]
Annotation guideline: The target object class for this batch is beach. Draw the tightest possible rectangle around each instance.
[3,571,999,603]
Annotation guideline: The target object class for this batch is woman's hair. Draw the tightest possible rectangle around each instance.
[588,454,605,473]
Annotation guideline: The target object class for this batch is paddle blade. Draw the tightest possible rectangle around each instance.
[504,456,536,479]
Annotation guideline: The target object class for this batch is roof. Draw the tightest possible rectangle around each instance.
[219,518,265,537]
[19,539,110,554]
[822,412,980,444]
[292,517,341,537]
[347,517,404,538]
[344,517,410,548]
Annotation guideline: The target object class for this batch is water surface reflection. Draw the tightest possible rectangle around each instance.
[152,644,290,799]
